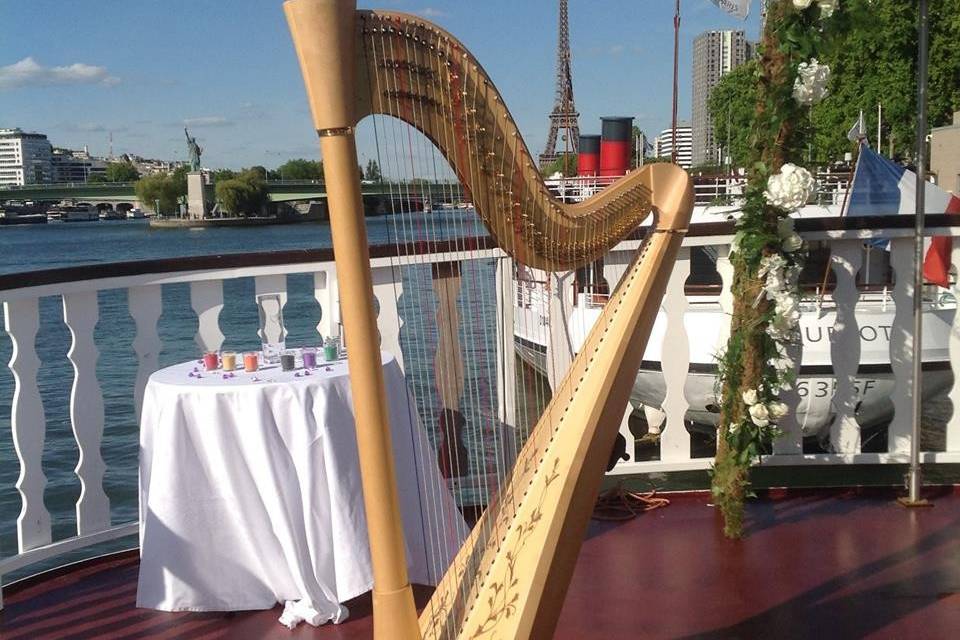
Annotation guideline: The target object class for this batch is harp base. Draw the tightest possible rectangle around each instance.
[373,585,420,640]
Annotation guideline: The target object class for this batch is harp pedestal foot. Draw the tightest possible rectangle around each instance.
[373,584,421,640]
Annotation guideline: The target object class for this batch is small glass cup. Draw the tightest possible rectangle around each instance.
[203,351,219,371]
[243,352,259,373]
[301,347,317,369]
[280,350,296,372]
[221,351,237,371]
[323,337,339,362]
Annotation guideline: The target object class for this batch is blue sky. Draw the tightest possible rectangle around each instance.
[0,1,761,170]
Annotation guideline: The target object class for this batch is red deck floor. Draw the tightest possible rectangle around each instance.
[2,488,959,639]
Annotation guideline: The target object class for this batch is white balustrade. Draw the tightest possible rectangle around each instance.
[372,264,404,370]
[254,274,288,347]
[3,298,52,553]
[495,257,517,428]
[888,238,915,453]
[828,240,864,453]
[3,222,960,595]
[659,248,692,462]
[190,280,225,353]
[128,285,163,419]
[62,292,111,535]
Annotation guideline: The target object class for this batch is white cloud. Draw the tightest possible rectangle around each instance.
[0,57,119,89]
[182,116,233,128]
[417,7,448,18]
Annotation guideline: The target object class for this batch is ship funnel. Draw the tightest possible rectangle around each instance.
[577,134,600,176]
[599,116,633,177]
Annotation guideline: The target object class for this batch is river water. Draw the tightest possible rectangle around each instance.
[0,214,545,578]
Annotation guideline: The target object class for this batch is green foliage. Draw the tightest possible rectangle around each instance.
[135,172,185,215]
[277,158,323,180]
[709,61,759,168]
[709,0,960,164]
[540,153,578,177]
[87,173,109,184]
[364,159,382,181]
[215,170,268,216]
[104,161,140,182]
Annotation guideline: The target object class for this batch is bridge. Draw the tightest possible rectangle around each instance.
[0,180,465,205]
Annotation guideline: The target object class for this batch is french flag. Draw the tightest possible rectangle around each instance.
[846,143,960,287]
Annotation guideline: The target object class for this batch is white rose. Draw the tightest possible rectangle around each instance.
[764,164,815,211]
[742,388,759,405]
[818,0,837,18]
[793,0,814,8]
[768,401,789,419]
[793,59,831,106]
[782,232,803,252]
[749,403,770,427]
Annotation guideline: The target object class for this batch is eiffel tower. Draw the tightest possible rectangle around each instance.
[539,0,580,168]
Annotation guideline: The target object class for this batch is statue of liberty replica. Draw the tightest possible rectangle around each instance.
[184,127,210,218]
[184,127,203,171]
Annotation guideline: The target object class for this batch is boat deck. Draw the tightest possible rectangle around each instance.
[3,488,959,639]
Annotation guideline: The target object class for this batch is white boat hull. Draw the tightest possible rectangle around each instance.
[515,295,954,438]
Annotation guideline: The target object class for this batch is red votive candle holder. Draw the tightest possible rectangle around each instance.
[243,352,259,373]
[203,352,219,371]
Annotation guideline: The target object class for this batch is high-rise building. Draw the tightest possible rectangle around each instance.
[691,30,752,167]
[653,122,692,169]
[0,128,53,186]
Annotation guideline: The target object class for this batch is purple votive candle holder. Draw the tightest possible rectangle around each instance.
[302,349,317,369]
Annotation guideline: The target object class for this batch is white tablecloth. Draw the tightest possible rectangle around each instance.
[136,351,466,624]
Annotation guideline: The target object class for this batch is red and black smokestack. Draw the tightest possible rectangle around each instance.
[577,134,601,176]
[599,116,633,177]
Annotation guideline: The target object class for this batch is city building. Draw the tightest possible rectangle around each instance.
[931,111,960,195]
[653,122,692,169]
[691,30,752,167]
[0,128,53,186]
[51,146,108,183]
[121,153,185,176]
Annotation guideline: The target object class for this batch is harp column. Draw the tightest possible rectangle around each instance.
[285,1,420,638]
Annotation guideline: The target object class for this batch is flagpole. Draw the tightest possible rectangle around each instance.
[902,0,931,508]
[671,0,680,164]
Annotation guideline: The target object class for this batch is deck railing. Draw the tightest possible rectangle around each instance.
[2,214,959,604]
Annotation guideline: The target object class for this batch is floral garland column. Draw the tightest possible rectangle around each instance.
[711,0,839,538]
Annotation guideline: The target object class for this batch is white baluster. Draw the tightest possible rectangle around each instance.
[660,248,691,462]
[255,275,288,346]
[604,252,637,457]
[4,299,52,552]
[828,240,864,453]
[545,270,575,392]
[372,264,404,370]
[62,292,110,535]
[773,340,803,456]
[643,405,666,437]
[947,241,960,452]
[888,238,914,453]
[128,285,162,419]
[495,257,517,428]
[190,280,225,353]
[314,266,339,340]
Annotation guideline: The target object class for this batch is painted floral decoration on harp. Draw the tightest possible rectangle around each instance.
[711,0,842,539]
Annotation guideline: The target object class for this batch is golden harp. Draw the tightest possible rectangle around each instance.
[284,1,693,638]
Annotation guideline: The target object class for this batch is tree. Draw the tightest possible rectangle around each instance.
[215,169,268,216]
[104,161,140,182]
[135,173,185,215]
[707,0,960,165]
[540,153,578,177]
[87,173,109,183]
[276,158,323,180]
[364,159,382,181]
[708,61,759,169]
